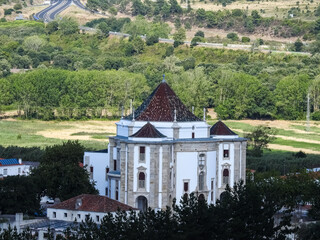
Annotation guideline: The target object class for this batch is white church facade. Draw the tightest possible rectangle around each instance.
[84,79,247,211]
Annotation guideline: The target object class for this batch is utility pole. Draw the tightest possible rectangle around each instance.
[306,92,310,132]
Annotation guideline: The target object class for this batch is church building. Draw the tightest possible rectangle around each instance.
[84,79,247,211]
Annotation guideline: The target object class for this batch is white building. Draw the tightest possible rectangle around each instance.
[86,79,247,211]
[83,149,109,196]
[47,194,136,224]
[0,158,36,178]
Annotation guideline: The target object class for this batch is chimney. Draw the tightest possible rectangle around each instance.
[75,198,82,209]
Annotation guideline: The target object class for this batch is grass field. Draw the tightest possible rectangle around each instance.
[0,119,111,150]
[0,118,319,153]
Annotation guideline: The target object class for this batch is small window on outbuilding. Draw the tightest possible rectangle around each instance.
[184,182,189,192]
[96,215,100,222]
[64,213,67,218]
[53,212,56,218]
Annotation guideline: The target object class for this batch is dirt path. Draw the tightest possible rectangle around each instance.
[268,144,320,155]
[37,120,117,142]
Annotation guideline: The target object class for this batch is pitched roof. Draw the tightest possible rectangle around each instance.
[130,122,166,138]
[0,158,20,166]
[49,194,136,212]
[125,81,201,122]
[210,121,237,135]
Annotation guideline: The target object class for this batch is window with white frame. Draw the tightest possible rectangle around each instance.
[139,146,145,162]
[139,172,145,189]
[223,169,229,185]
[223,144,230,159]
[199,172,205,191]
[198,153,205,170]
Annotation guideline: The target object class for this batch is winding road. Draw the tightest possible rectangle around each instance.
[34,0,88,22]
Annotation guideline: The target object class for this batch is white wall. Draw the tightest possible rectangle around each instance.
[48,208,113,223]
[176,152,198,201]
[83,151,109,196]
[0,165,30,178]
[176,151,216,204]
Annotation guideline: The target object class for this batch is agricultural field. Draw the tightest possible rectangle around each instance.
[1,117,319,154]
[0,118,114,150]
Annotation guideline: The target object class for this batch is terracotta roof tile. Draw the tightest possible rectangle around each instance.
[49,194,136,212]
[126,81,201,122]
[210,121,237,135]
[130,122,166,138]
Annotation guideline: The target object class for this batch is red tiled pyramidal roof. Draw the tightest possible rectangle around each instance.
[49,194,136,212]
[126,81,201,122]
[130,122,166,138]
[210,121,237,135]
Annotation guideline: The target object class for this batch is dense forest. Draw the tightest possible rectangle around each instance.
[1,20,320,120]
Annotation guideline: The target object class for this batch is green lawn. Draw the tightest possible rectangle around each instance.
[0,120,107,150]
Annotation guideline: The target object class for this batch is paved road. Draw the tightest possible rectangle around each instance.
[34,0,87,22]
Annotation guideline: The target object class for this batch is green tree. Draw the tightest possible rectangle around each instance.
[32,141,97,201]
[23,36,46,52]
[0,176,40,214]
[46,21,59,34]
[59,17,79,35]
[244,125,276,157]
[294,38,303,52]
[274,74,310,119]
[0,58,11,77]
[173,27,186,42]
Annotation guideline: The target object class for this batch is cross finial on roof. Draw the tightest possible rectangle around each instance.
[132,106,135,121]
[162,74,165,83]
[203,107,206,121]
[174,108,177,122]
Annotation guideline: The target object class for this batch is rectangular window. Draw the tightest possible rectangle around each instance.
[64,213,67,218]
[116,180,119,200]
[139,146,145,161]
[192,132,195,138]
[96,216,100,222]
[211,180,214,201]
[90,166,93,179]
[114,160,117,171]
[223,150,229,158]
[105,187,108,196]
[184,182,189,192]
[53,212,56,218]
[3,169,7,176]
[106,167,109,180]
[77,214,81,219]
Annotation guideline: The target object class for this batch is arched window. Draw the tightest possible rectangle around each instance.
[199,171,204,191]
[223,169,229,185]
[139,172,145,189]
[199,154,205,169]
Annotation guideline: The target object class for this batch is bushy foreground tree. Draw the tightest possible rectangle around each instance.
[53,179,299,240]
[32,141,97,201]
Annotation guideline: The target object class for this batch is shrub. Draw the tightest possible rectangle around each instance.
[227,32,239,41]
[312,111,320,120]
[195,30,204,38]
[146,35,159,46]
[13,3,22,10]
[242,36,250,43]
[4,8,14,15]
